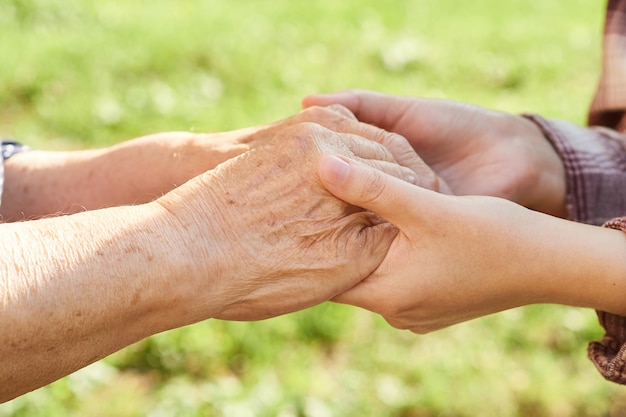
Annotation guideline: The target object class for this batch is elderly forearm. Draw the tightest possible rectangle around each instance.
[0,202,218,402]
[0,132,250,220]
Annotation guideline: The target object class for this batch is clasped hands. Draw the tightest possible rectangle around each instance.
[167,89,581,333]
[5,89,624,402]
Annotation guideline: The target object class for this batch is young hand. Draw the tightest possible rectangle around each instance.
[318,154,626,333]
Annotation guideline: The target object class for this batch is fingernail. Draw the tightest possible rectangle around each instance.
[320,155,351,185]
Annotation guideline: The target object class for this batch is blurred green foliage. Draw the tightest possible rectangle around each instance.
[1,0,625,416]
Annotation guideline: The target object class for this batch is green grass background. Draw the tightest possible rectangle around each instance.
[1,0,624,416]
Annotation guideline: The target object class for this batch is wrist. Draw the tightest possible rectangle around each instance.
[562,223,626,314]
[515,211,626,313]
[151,174,232,323]
[515,115,567,217]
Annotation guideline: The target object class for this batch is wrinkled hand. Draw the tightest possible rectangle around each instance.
[304,90,567,217]
[157,122,421,321]
[318,155,557,333]
[199,104,439,190]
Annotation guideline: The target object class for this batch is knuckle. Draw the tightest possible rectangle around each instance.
[386,132,412,154]
[283,121,325,136]
[276,122,328,152]
[301,104,352,120]
[300,105,357,133]
[301,105,326,117]
[326,104,356,119]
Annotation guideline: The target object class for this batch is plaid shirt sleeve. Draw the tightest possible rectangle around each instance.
[523,0,626,384]
[522,114,626,226]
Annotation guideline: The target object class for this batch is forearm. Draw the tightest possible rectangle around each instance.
[0,131,250,220]
[510,208,626,315]
[0,202,216,402]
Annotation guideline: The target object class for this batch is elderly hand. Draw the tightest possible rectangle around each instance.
[232,104,439,191]
[157,122,420,321]
[303,90,567,217]
[2,103,436,220]
[0,121,422,401]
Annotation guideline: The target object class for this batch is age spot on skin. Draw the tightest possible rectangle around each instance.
[266,232,280,245]
[276,154,292,169]
[124,245,139,254]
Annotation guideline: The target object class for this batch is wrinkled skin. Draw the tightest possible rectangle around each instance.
[0,103,436,221]
[304,90,567,217]
[157,122,421,321]
[234,104,439,190]
[0,118,426,402]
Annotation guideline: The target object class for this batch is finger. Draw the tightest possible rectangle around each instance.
[321,116,441,191]
[246,104,356,144]
[339,133,396,163]
[321,104,358,120]
[278,104,435,188]
[318,154,433,226]
[353,159,419,187]
[353,130,441,191]
[303,89,414,132]
[310,130,414,185]
[335,156,420,187]
[302,99,406,148]
[293,104,358,127]
[366,130,440,191]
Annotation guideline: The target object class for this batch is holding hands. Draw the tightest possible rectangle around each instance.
[308,89,626,334]
[7,89,625,400]
[319,155,626,333]
[1,106,432,401]
[158,120,422,322]
[304,90,567,217]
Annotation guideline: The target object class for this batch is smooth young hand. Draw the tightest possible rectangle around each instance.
[318,155,626,333]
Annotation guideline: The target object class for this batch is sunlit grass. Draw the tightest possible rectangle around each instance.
[1,0,623,416]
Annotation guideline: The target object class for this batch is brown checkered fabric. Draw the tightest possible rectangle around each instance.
[589,0,626,130]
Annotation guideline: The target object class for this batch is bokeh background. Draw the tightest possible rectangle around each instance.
[1,0,625,416]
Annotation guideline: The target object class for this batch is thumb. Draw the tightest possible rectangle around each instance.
[303,90,412,132]
[318,155,419,226]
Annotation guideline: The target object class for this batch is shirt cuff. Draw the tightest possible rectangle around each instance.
[522,114,626,225]
[0,140,30,209]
